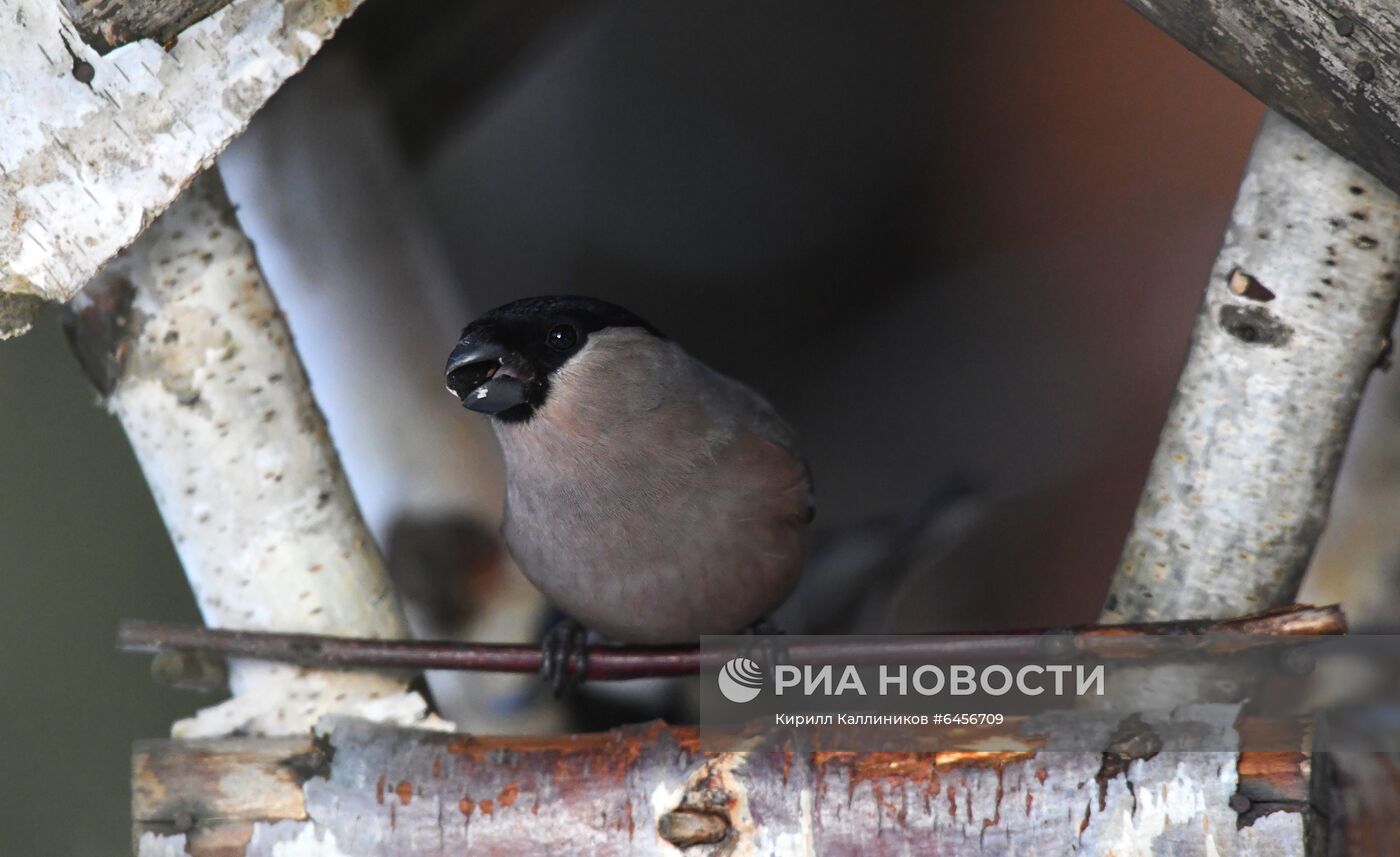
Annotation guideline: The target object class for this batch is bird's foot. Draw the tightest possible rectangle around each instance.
[738,615,790,670]
[540,617,590,697]
[742,616,786,637]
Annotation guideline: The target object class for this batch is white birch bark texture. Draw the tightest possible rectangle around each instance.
[133,714,1310,857]
[217,57,562,734]
[70,169,441,738]
[218,59,506,543]
[0,0,366,339]
[1119,0,1400,196]
[1104,112,1400,624]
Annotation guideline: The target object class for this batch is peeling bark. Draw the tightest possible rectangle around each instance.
[68,170,440,738]
[134,714,1313,857]
[1104,112,1400,624]
[60,0,236,52]
[1122,0,1400,195]
[0,0,367,338]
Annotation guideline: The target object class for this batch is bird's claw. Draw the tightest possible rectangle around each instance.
[743,616,786,637]
[739,615,790,670]
[540,618,589,697]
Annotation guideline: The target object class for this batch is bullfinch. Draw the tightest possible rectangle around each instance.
[445,296,812,686]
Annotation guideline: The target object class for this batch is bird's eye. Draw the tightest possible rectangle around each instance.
[546,324,578,351]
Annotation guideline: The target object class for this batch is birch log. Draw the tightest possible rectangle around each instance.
[60,0,236,53]
[0,0,366,339]
[216,57,505,546]
[1120,0,1400,195]
[216,55,561,734]
[66,169,441,738]
[1104,112,1400,624]
[133,715,1313,857]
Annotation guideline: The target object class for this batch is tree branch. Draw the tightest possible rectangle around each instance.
[1104,112,1400,623]
[66,170,438,738]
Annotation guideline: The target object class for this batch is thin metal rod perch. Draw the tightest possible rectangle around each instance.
[118,604,1344,681]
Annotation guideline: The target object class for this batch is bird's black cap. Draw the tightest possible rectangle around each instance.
[466,295,664,341]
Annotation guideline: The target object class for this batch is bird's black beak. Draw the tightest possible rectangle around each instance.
[445,338,530,415]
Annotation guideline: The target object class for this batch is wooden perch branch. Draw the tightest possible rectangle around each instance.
[1122,0,1400,194]
[1104,112,1400,624]
[116,604,1346,681]
[133,713,1318,856]
[66,170,438,739]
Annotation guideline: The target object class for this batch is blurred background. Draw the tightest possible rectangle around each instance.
[11,0,1395,852]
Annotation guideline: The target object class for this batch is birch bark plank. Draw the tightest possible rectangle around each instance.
[133,715,1312,857]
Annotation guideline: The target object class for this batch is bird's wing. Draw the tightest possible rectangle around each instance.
[711,367,816,524]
